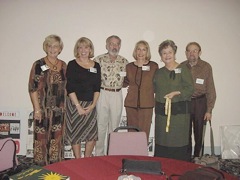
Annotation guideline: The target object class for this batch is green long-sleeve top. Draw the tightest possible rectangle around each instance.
[153,64,194,103]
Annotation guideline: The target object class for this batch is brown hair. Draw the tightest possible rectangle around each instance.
[186,42,201,51]
[158,40,177,55]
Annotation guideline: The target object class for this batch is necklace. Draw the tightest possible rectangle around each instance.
[46,57,59,70]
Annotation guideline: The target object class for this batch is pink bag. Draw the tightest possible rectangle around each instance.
[0,138,18,172]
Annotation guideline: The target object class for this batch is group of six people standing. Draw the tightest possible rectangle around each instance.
[28,34,216,165]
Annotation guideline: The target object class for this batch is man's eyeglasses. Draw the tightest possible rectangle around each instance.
[186,49,199,53]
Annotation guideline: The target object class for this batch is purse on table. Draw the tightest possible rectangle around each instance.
[120,159,164,175]
[169,167,225,180]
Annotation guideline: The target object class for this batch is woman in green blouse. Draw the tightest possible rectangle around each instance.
[153,40,194,161]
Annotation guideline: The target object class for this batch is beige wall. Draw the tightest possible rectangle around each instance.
[0,0,239,153]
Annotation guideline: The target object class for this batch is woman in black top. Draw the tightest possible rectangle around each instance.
[65,37,101,158]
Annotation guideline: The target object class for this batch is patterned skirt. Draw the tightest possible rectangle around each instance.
[65,98,98,145]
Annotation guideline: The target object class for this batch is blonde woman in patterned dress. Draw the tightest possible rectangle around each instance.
[28,34,67,165]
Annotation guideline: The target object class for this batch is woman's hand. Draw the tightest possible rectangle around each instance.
[76,105,86,115]
[84,104,94,115]
[164,91,181,99]
[34,110,42,122]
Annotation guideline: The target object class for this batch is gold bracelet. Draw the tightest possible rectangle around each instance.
[75,103,80,107]
[35,110,41,113]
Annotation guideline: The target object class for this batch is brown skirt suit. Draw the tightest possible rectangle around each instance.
[124,61,158,139]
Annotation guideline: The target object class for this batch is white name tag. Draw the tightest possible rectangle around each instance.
[142,66,150,71]
[196,78,204,84]
[174,68,181,74]
[90,67,97,73]
[119,71,126,77]
[41,64,49,71]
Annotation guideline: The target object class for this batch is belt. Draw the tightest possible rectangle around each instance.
[100,87,121,92]
[192,94,206,100]
[155,101,191,115]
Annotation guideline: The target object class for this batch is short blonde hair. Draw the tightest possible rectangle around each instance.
[74,37,94,58]
[132,40,151,61]
[43,34,63,54]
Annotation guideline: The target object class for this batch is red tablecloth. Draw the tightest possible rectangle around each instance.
[45,155,237,180]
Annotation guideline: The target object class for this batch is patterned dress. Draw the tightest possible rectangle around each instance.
[28,58,67,165]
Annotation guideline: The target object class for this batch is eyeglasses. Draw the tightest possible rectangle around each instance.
[186,49,199,54]
[109,42,120,47]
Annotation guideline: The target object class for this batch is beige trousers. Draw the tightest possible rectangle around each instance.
[95,89,123,156]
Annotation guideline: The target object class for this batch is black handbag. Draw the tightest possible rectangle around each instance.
[120,159,164,175]
[169,167,225,180]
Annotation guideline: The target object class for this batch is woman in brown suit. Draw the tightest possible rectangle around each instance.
[124,40,158,139]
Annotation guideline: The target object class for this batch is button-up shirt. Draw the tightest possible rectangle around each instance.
[94,53,128,89]
[182,59,216,113]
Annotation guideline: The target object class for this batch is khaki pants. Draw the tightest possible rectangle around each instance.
[95,89,123,156]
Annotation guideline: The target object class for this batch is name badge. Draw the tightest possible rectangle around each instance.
[142,66,150,71]
[90,67,97,73]
[174,68,181,74]
[119,71,126,77]
[41,64,49,71]
[196,78,204,84]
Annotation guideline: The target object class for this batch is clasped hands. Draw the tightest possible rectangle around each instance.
[76,104,94,115]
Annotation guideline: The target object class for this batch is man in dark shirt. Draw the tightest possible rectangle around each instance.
[182,42,216,159]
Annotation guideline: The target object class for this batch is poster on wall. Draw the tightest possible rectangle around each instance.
[0,119,20,138]
[0,110,21,154]
[26,111,34,157]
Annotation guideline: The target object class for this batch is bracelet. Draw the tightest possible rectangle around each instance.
[75,103,80,107]
[35,110,41,113]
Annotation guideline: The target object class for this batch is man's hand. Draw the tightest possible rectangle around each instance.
[204,112,212,121]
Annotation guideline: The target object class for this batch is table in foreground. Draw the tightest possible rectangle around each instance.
[45,155,238,180]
